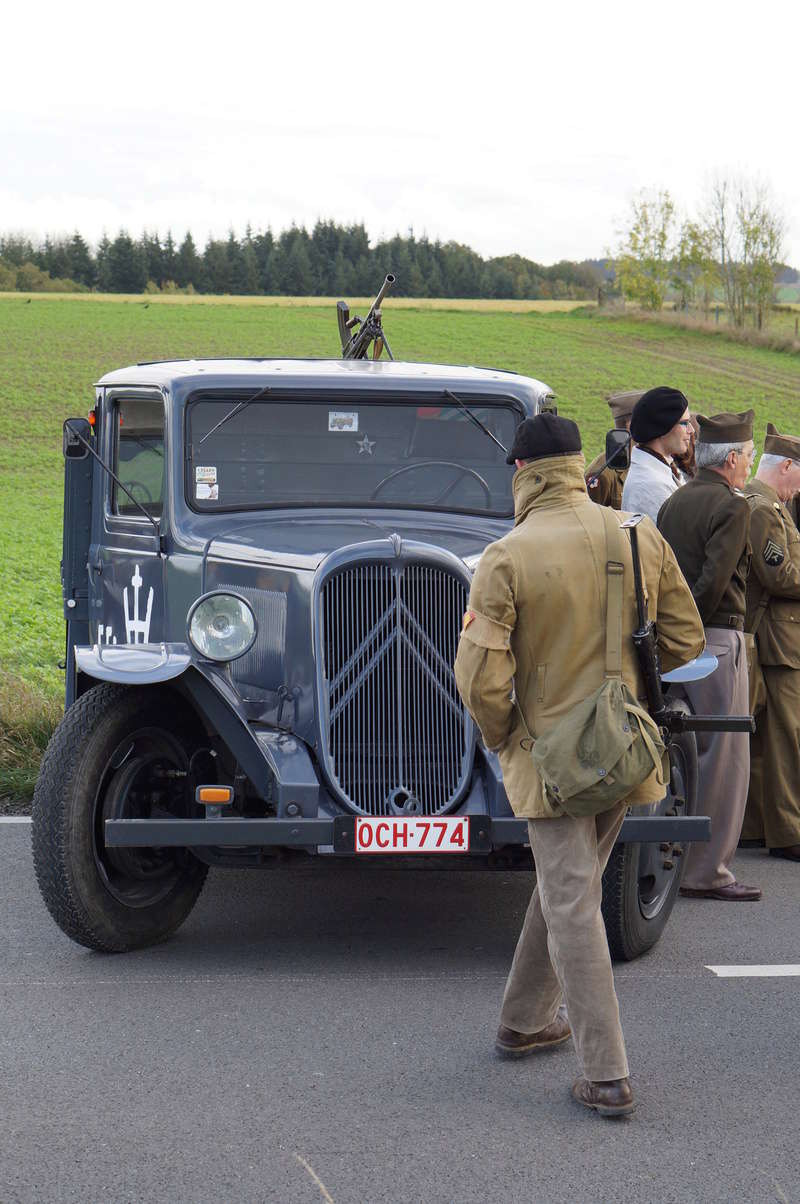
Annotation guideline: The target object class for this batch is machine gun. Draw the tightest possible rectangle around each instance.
[337,274,395,360]
[621,514,755,736]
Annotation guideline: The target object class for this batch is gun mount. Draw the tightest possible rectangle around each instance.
[337,274,395,360]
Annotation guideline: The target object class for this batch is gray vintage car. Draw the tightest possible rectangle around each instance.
[33,353,708,958]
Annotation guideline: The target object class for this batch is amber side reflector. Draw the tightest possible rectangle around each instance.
[196,786,234,805]
[87,410,96,426]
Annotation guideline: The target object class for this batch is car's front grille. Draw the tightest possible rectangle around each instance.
[319,561,472,816]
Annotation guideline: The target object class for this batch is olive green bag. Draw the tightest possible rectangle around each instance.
[516,508,667,819]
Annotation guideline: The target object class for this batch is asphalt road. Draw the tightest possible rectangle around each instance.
[0,823,798,1204]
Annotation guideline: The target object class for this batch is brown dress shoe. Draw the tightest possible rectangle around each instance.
[572,1077,635,1117]
[769,845,800,862]
[495,1012,571,1058]
[679,881,762,901]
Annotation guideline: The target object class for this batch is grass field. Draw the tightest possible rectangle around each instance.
[0,291,595,313]
[2,294,800,798]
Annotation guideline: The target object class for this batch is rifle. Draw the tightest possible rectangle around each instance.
[337,274,396,360]
[620,514,754,735]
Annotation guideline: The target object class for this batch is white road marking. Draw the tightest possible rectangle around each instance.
[0,816,31,824]
[294,1154,336,1204]
[706,964,800,977]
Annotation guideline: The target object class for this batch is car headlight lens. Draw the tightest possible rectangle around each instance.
[187,593,257,662]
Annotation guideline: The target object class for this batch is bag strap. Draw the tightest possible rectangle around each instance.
[625,700,667,786]
[600,507,626,680]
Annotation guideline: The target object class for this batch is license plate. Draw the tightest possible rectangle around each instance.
[354,816,470,854]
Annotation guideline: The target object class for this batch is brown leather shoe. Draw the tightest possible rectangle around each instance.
[680,881,762,901]
[495,1012,571,1058]
[572,1077,635,1117]
[769,845,800,862]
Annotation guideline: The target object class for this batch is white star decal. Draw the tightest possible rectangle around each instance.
[357,435,376,455]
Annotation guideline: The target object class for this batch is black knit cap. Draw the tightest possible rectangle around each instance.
[630,386,689,444]
[506,413,582,465]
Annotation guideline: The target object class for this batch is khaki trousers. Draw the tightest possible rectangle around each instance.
[743,664,800,849]
[678,628,750,891]
[499,802,629,1082]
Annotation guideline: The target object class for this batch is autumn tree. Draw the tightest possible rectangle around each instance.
[615,190,677,309]
[704,176,785,328]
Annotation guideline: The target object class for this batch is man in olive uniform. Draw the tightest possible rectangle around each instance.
[741,423,800,861]
[657,411,761,901]
[455,413,704,1118]
[585,390,642,509]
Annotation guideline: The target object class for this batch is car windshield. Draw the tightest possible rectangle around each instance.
[186,396,520,515]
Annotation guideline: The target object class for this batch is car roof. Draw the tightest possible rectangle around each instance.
[96,357,552,406]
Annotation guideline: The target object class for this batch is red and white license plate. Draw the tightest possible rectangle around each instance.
[355,816,470,854]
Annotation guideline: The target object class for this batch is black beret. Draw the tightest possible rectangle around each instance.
[506,413,582,465]
[630,386,689,444]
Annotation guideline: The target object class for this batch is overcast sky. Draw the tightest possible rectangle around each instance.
[3,0,799,265]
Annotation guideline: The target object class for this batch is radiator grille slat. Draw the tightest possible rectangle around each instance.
[320,561,471,816]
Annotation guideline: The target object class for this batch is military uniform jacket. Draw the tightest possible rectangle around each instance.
[454,456,705,819]
[743,479,800,668]
[657,469,750,627]
[584,451,627,509]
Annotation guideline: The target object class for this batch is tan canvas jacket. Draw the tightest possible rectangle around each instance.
[454,455,705,819]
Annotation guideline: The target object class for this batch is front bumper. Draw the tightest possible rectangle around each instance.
[105,814,711,849]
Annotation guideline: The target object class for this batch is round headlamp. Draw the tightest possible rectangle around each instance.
[187,592,257,662]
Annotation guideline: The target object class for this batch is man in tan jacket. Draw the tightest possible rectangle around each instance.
[584,390,642,508]
[455,413,704,1118]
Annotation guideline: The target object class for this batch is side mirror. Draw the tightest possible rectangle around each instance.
[63,418,91,459]
[604,428,630,470]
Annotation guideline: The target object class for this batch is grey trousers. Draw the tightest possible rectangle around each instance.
[679,627,750,890]
[499,802,629,1082]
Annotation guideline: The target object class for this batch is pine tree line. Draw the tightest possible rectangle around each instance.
[0,224,603,300]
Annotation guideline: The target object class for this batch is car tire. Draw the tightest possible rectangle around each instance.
[601,724,699,962]
[32,682,208,953]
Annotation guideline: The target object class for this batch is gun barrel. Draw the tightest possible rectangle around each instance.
[370,273,395,315]
[679,714,756,734]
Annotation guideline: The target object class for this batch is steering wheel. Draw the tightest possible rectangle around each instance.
[370,460,491,506]
[123,480,154,504]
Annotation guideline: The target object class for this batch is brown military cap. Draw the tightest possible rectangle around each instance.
[606,390,644,423]
[696,409,754,444]
[763,421,800,462]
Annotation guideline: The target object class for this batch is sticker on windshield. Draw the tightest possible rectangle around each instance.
[195,466,217,483]
[329,411,358,433]
[196,482,219,500]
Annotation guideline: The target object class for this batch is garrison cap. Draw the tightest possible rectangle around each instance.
[630,386,689,443]
[763,422,800,462]
[696,410,755,444]
[607,390,644,423]
[506,413,582,464]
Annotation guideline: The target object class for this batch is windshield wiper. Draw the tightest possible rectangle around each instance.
[198,385,272,446]
[443,389,509,456]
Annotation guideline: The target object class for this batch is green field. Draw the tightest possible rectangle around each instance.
[2,295,800,798]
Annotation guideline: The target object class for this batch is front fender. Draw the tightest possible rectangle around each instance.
[75,641,192,683]
[74,645,321,812]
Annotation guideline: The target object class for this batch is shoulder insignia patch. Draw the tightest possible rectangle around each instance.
[763,539,785,567]
[462,610,476,631]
